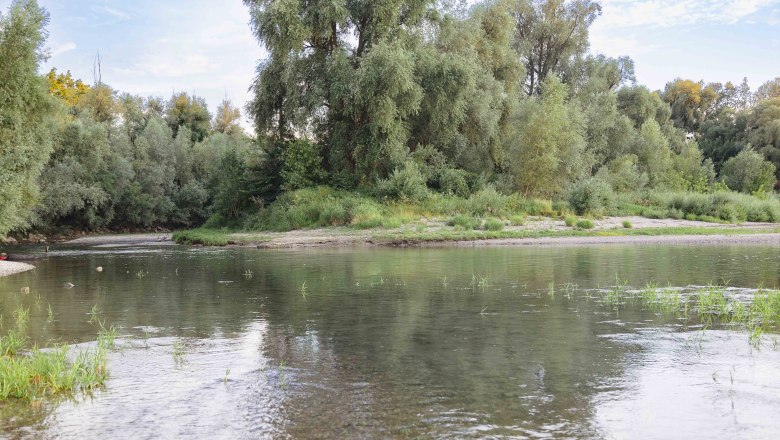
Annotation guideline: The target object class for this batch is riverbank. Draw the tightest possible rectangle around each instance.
[0,261,35,278]
[170,216,780,248]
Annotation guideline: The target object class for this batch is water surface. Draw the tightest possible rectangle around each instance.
[1,243,779,438]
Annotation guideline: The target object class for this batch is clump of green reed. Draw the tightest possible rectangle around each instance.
[622,220,633,228]
[0,306,110,401]
[576,219,595,230]
[602,276,627,309]
[448,214,481,230]
[564,216,577,227]
[483,217,504,231]
[172,338,187,367]
[471,274,489,290]
[612,281,780,346]
[509,215,526,226]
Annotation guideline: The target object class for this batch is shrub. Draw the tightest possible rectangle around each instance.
[622,220,632,228]
[448,214,481,230]
[720,150,776,194]
[576,219,595,229]
[467,186,509,216]
[568,178,615,216]
[508,195,555,216]
[438,168,470,197]
[376,161,430,203]
[483,217,504,231]
[509,215,526,226]
[642,190,780,223]
[564,216,577,227]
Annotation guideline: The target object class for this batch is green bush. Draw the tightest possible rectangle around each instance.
[508,195,556,216]
[622,220,632,228]
[483,217,504,231]
[466,186,509,216]
[376,161,430,203]
[576,219,595,229]
[646,190,780,223]
[438,168,470,197]
[448,214,481,230]
[568,178,615,216]
[509,215,526,226]
[720,150,776,194]
[564,216,577,227]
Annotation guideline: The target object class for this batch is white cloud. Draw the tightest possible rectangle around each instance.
[596,0,778,28]
[50,41,77,57]
[91,5,130,21]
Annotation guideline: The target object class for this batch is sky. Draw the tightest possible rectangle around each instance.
[2,0,780,130]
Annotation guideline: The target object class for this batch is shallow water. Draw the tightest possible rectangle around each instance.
[1,243,779,439]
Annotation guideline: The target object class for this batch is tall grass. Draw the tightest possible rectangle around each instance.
[241,186,570,232]
[639,191,780,223]
[0,307,110,401]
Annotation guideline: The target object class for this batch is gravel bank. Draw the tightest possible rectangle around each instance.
[0,261,35,278]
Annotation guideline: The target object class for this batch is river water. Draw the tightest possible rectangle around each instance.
[1,243,779,439]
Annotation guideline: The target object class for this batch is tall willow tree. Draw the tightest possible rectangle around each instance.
[244,0,437,184]
[0,0,53,236]
[511,0,601,96]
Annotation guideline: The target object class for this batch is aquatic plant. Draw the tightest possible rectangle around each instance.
[622,220,632,228]
[172,339,187,367]
[564,216,577,227]
[471,274,489,290]
[0,307,110,401]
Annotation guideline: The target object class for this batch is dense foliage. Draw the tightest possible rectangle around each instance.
[2,0,780,239]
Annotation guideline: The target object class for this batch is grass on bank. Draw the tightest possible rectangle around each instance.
[0,307,113,401]
[172,228,272,246]
[220,186,780,232]
[173,185,780,244]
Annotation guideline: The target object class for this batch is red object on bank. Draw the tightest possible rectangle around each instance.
[0,255,6,261]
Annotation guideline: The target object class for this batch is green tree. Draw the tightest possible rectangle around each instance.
[508,77,589,196]
[0,0,54,236]
[720,149,776,194]
[245,0,437,182]
[662,78,719,133]
[512,0,602,96]
[747,97,780,179]
[755,78,780,102]
[165,92,211,142]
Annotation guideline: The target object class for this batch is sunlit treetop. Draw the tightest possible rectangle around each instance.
[46,68,90,106]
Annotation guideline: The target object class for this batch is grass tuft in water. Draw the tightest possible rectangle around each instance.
[0,307,110,401]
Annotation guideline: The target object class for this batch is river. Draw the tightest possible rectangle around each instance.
[1,243,779,438]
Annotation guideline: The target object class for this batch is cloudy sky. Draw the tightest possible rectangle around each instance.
[3,0,780,129]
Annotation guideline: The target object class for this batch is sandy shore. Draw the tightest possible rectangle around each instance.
[0,261,35,278]
[65,233,173,246]
[58,216,780,249]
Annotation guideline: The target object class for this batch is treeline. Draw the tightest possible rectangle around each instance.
[242,0,779,202]
[3,0,780,239]
[0,0,257,236]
